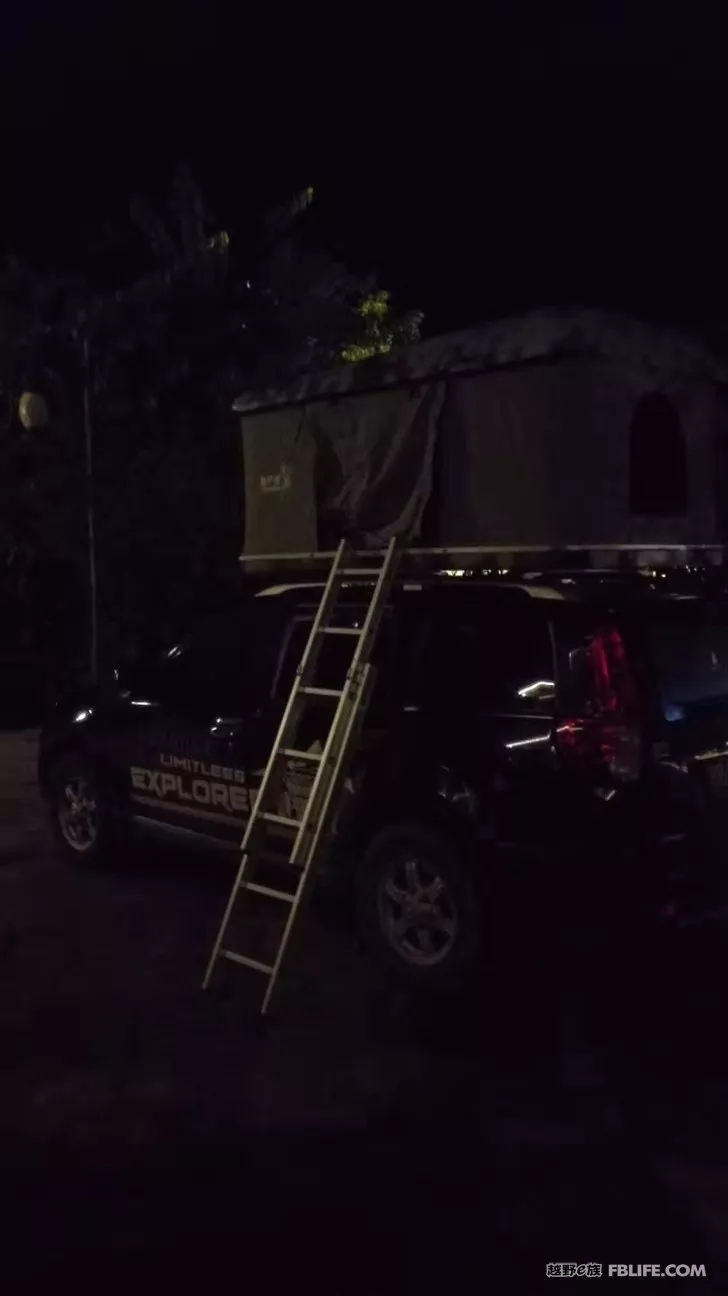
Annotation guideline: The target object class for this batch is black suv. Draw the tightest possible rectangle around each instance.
[38,570,728,990]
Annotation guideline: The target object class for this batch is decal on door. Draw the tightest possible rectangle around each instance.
[130,753,252,823]
[249,740,323,821]
[129,745,321,825]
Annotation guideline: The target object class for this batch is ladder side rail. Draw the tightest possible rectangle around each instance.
[341,538,400,679]
[286,538,399,866]
[235,534,351,850]
[291,539,352,683]
[202,843,256,987]
[290,662,375,877]
[203,539,352,988]
[261,663,376,1014]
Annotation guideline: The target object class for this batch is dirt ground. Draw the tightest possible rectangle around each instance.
[2,730,728,1292]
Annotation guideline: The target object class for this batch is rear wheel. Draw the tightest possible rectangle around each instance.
[48,752,120,866]
[357,821,485,994]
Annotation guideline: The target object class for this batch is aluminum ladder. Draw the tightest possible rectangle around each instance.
[202,536,400,1012]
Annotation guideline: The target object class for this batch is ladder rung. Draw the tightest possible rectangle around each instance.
[243,881,298,903]
[260,812,300,829]
[280,747,323,761]
[340,568,381,577]
[301,686,343,698]
[221,950,274,975]
[320,626,362,636]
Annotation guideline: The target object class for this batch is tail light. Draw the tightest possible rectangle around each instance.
[555,627,643,784]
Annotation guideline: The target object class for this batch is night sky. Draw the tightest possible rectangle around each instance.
[0,3,723,344]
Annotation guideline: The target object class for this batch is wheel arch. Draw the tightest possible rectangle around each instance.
[40,737,118,800]
[39,737,81,796]
[336,758,487,884]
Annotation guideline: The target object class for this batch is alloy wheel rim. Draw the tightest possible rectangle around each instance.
[377,855,458,965]
[58,777,98,852]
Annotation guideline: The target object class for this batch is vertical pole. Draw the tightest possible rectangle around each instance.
[82,335,98,685]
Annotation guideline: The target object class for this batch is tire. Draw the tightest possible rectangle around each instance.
[357,820,485,994]
[47,750,122,867]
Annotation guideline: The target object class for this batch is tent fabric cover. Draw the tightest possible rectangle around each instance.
[237,309,727,558]
[306,381,444,545]
[438,359,718,547]
[242,382,443,555]
[242,406,317,556]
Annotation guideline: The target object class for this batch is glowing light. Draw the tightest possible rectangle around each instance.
[131,699,155,707]
[663,703,685,722]
[517,679,555,698]
[73,709,92,724]
[505,733,551,749]
[18,391,49,429]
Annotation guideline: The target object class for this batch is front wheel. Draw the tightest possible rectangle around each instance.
[357,821,485,994]
[48,752,120,866]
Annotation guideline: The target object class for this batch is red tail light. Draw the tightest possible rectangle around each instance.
[555,627,642,783]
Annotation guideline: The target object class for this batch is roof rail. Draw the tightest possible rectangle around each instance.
[240,543,727,574]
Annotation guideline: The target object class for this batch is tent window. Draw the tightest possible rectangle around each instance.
[629,392,687,517]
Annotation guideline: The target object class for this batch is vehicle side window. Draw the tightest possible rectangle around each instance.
[647,605,728,715]
[422,607,555,714]
[272,608,395,703]
[160,608,278,710]
[273,619,346,700]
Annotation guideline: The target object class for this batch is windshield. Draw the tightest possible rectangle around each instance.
[647,603,728,719]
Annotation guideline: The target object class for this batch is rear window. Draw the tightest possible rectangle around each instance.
[647,605,728,717]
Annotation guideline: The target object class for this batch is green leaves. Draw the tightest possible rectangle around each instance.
[340,291,423,363]
[357,289,390,319]
[207,229,231,252]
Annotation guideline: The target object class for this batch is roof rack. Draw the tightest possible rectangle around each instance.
[240,543,727,575]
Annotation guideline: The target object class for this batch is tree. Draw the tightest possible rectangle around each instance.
[340,289,423,363]
[246,184,422,385]
[98,173,422,395]
[0,258,87,639]
[0,172,424,684]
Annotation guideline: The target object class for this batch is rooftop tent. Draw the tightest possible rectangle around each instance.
[234,309,728,559]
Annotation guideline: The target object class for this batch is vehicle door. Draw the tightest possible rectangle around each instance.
[123,603,283,848]
[417,596,559,844]
[258,599,384,826]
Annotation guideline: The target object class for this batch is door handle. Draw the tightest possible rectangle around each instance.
[209,716,243,739]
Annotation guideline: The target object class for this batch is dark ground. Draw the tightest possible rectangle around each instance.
[1,732,728,1293]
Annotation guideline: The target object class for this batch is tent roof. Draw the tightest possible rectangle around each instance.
[233,307,728,415]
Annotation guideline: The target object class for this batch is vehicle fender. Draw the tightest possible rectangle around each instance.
[336,751,490,882]
[38,731,122,805]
